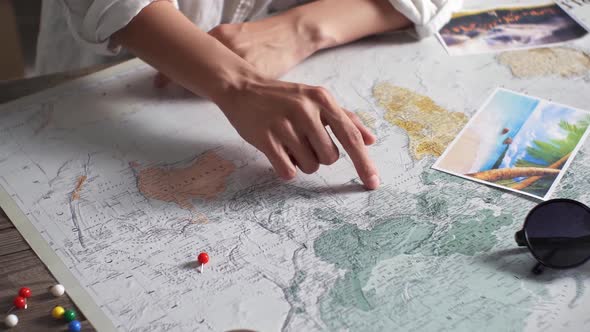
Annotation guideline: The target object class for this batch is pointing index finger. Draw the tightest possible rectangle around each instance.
[325,108,380,190]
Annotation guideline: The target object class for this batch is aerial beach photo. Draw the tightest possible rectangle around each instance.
[434,88,590,200]
[437,3,588,55]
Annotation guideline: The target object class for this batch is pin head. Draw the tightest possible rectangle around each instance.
[68,320,82,332]
[4,314,18,328]
[64,309,77,322]
[18,287,31,298]
[197,252,209,265]
[52,306,65,319]
[50,284,65,297]
[13,296,26,310]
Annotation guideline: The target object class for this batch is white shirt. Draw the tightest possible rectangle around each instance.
[35,0,462,75]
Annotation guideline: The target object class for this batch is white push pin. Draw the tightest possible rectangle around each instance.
[4,314,18,328]
[50,284,65,297]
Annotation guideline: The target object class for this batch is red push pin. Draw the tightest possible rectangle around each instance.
[18,287,32,299]
[197,252,209,273]
[13,296,27,310]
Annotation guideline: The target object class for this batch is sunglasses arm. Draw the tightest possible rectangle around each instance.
[515,230,527,247]
[532,263,544,275]
[515,229,545,274]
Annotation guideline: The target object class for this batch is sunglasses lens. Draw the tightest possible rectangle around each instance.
[524,200,590,268]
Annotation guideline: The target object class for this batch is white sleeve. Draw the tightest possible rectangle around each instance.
[58,0,176,55]
[388,0,463,38]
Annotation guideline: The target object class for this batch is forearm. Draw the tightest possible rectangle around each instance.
[112,1,260,101]
[285,0,412,51]
[111,1,380,188]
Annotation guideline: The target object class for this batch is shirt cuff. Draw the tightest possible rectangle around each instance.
[388,0,463,39]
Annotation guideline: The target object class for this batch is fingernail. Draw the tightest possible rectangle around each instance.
[365,174,380,190]
[283,168,297,181]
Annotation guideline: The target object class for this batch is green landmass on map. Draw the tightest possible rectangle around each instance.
[309,85,550,331]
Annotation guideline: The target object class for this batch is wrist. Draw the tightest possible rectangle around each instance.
[207,62,266,108]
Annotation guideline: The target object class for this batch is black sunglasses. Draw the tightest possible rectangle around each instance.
[515,198,590,274]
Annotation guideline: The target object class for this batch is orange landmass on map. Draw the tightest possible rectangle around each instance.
[71,176,87,200]
[137,151,236,213]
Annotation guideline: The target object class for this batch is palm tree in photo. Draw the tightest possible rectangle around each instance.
[513,116,590,194]
[467,115,590,195]
[516,117,590,168]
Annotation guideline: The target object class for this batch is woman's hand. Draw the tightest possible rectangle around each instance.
[213,77,380,189]
[114,0,381,189]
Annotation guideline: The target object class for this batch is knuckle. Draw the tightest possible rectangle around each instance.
[270,118,291,133]
[309,86,332,105]
[323,106,345,122]
[343,128,363,146]
[316,144,340,165]
[347,111,359,121]
[295,95,314,112]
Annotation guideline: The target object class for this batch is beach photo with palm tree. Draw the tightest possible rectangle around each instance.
[434,88,590,200]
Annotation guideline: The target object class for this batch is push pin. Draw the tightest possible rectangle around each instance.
[197,252,209,273]
[4,314,18,328]
[18,287,31,299]
[64,309,77,323]
[13,296,27,310]
[68,320,82,332]
[50,284,65,297]
[52,306,65,319]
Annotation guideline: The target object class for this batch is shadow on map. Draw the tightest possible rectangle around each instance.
[477,247,576,281]
[117,69,200,102]
[352,31,419,47]
[180,261,200,270]
[317,182,370,195]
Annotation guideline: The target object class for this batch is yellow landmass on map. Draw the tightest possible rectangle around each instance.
[498,47,590,78]
[373,83,467,160]
[137,151,235,221]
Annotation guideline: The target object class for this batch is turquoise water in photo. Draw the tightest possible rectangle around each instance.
[478,90,539,171]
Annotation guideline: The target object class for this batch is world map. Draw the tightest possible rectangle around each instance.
[0,32,589,332]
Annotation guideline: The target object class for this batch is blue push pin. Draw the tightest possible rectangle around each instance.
[68,320,81,332]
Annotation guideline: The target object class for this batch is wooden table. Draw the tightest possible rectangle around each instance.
[0,211,93,331]
[0,63,122,331]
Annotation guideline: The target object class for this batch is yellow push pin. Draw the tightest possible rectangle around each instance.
[51,306,65,319]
